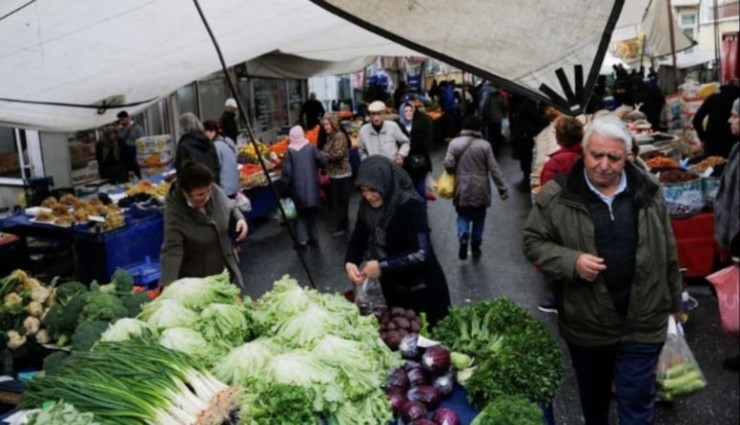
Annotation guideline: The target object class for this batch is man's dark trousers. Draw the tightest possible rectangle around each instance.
[567,341,663,425]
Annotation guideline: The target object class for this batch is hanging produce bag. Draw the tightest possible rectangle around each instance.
[354,277,386,316]
[274,198,297,223]
[436,171,455,199]
[706,263,740,334]
[656,316,707,402]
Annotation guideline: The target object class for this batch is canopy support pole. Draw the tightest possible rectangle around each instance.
[191,0,317,289]
[666,0,680,93]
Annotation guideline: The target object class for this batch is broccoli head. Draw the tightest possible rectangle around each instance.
[42,351,70,375]
[120,292,151,317]
[54,281,87,305]
[81,292,127,322]
[41,303,69,340]
[111,269,134,295]
[60,292,90,333]
[0,302,25,333]
[71,320,108,351]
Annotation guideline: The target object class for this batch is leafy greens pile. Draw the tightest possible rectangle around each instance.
[432,298,564,406]
[218,275,401,425]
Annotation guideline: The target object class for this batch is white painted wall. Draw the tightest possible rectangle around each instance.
[39,132,72,188]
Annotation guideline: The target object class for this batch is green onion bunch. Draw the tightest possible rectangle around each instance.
[22,340,240,425]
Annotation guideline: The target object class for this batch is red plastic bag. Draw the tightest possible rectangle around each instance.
[706,263,739,335]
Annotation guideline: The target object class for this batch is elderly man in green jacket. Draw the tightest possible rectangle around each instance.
[523,117,682,425]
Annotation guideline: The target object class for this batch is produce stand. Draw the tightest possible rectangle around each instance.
[0,212,163,284]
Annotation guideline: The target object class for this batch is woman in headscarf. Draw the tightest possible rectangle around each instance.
[278,126,327,248]
[397,101,433,199]
[345,155,451,325]
[321,114,352,237]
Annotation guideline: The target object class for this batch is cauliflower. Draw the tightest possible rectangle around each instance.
[35,329,51,345]
[23,316,41,336]
[6,330,26,350]
[27,301,44,318]
[4,292,22,307]
[30,285,51,304]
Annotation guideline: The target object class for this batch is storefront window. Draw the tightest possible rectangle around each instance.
[177,84,198,115]
[199,77,227,121]
[237,77,253,131]
[68,130,99,186]
[252,78,289,133]
[0,126,26,180]
[287,80,303,125]
[143,100,165,135]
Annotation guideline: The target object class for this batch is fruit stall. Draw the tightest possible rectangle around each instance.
[1,269,564,424]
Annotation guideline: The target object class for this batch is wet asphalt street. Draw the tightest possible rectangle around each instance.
[238,142,739,425]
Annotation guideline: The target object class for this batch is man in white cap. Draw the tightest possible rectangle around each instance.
[359,100,410,165]
[220,98,239,142]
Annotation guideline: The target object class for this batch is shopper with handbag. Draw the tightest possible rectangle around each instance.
[277,126,327,249]
[397,101,433,199]
[444,115,509,260]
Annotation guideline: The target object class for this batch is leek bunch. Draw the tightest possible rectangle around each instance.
[22,340,240,425]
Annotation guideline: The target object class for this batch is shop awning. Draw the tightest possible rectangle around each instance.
[0,0,417,131]
[658,50,716,68]
[1,0,641,131]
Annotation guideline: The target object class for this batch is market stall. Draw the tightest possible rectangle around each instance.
[0,270,563,425]
[0,180,169,284]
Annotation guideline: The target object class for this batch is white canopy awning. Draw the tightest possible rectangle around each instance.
[658,50,715,68]
[612,0,695,56]
[0,0,417,131]
[1,0,635,131]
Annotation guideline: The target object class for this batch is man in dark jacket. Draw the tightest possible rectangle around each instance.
[220,98,239,142]
[175,112,220,185]
[299,92,325,130]
[523,117,682,425]
[692,80,740,158]
[509,94,548,190]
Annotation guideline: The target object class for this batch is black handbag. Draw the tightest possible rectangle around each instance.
[406,154,427,172]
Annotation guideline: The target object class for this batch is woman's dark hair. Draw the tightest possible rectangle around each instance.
[554,116,584,147]
[178,161,214,192]
[203,118,220,133]
[462,114,481,132]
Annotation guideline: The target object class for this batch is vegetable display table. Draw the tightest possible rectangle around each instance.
[244,185,278,221]
[670,212,719,278]
[0,213,163,284]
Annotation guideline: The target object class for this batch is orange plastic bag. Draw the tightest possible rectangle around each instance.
[706,263,739,334]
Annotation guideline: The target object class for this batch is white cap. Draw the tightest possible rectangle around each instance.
[367,100,386,113]
[225,98,238,109]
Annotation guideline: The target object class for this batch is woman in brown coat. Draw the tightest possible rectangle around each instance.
[160,161,248,288]
[321,114,352,237]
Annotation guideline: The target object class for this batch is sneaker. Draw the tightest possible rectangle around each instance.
[458,236,469,260]
[471,243,482,259]
[537,301,558,314]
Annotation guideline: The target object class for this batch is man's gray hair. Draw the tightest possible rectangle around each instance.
[583,116,633,153]
[179,112,204,135]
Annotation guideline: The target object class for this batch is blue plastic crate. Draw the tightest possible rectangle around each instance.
[122,256,161,289]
